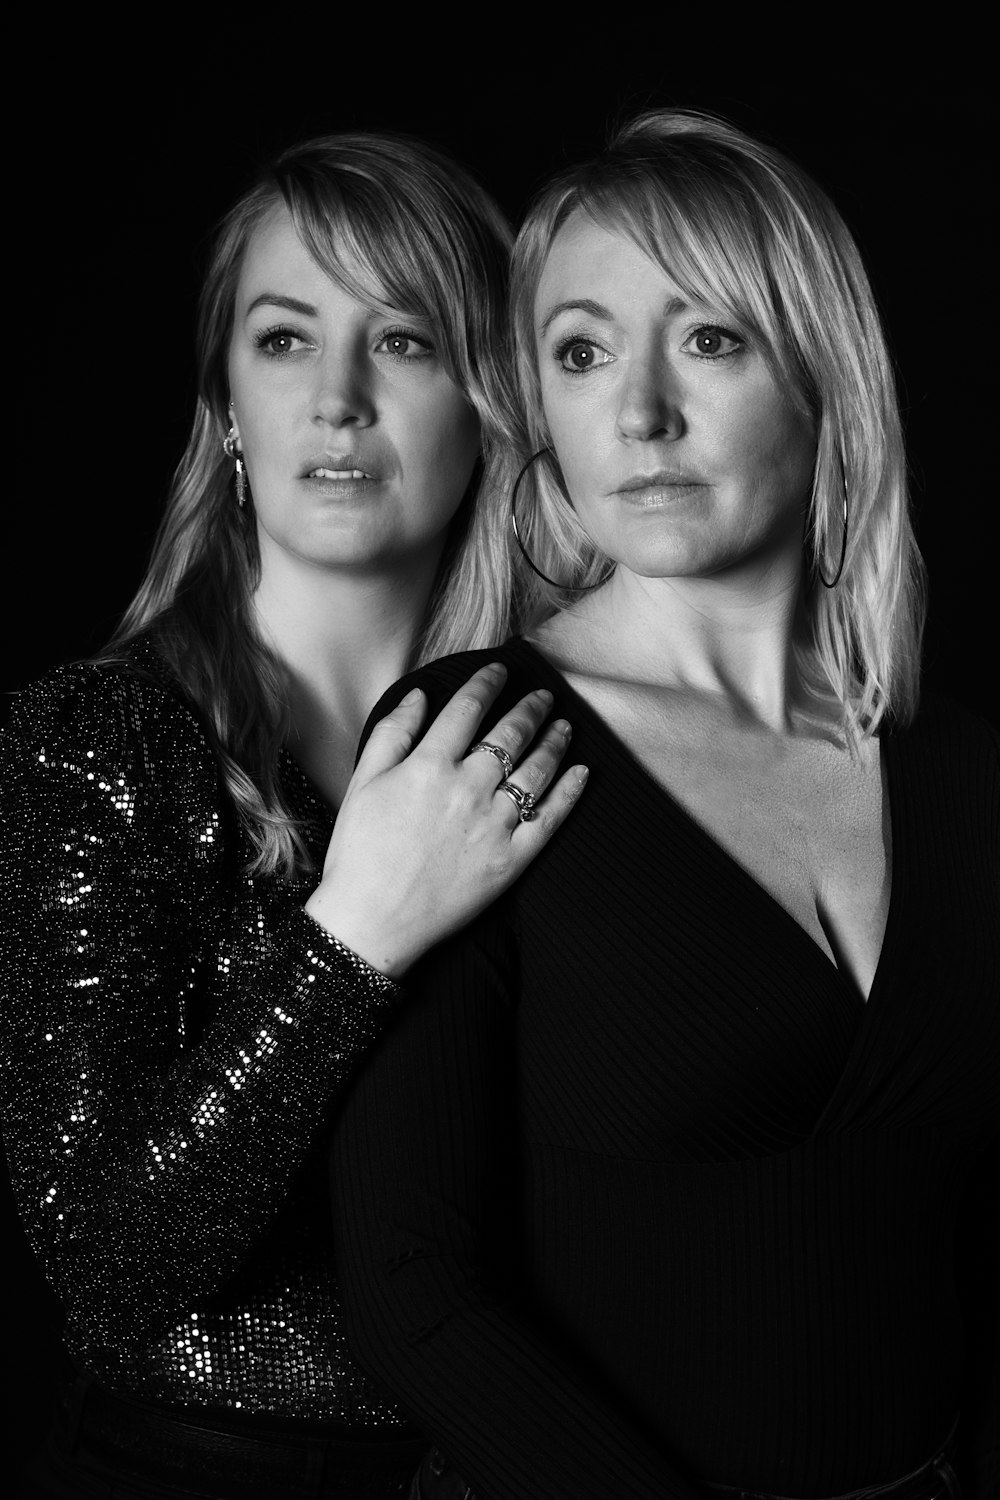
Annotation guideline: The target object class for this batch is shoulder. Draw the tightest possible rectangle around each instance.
[360,640,553,755]
[892,692,1000,777]
[2,638,219,789]
[888,693,1000,848]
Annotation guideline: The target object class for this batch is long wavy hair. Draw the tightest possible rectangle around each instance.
[104,133,516,876]
[486,108,925,737]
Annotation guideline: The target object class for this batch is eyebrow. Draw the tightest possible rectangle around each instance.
[242,291,430,328]
[537,293,693,338]
[538,298,612,337]
[245,293,319,318]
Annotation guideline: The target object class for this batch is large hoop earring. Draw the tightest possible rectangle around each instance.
[816,453,849,589]
[223,428,248,510]
[509,449,605,592]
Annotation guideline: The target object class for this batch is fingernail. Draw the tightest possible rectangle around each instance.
[534,688,554,705]
[574,766,589,787]
[399,687,422,706]
[551,719,571,738]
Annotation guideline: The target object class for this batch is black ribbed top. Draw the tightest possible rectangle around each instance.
[332,639,1000,1499]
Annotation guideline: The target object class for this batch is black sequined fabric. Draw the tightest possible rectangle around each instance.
[0,639,409,1427]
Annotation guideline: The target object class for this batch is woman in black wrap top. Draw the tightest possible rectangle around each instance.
[330,111,1000,1500]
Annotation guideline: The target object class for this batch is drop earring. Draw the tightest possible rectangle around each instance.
[222,427,247,509]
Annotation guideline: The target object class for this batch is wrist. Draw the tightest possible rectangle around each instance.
[303,887,417,980]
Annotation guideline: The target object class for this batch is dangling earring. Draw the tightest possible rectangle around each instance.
[816,450,849,589]
[510,449,606,592]
[222,427,247,510]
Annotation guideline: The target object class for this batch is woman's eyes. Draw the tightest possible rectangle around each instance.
[683,325,744,360]
[253,325,435,362]
[552,324,744,377]
[374,329,435,362]
[255,326,310,359]
[553,338,613,375]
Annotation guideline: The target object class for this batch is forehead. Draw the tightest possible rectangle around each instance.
[535,210,685,320]
[236,202,384,309]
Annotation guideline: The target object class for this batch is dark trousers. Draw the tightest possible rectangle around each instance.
[409,1420,963,1500]
[17,1374,426,1500]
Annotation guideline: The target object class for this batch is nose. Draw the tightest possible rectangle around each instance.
[312,342,376,428]
[615,344,684,442]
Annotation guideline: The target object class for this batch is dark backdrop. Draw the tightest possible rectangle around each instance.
[4,24,993,1462]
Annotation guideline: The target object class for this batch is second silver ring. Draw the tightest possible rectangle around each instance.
[498,780,536,822]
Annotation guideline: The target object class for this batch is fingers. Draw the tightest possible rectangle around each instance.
[506,762,590,856]
[413,663,509,759]
[493,717,573,813]
[491,717,588,838]
[352,686,429,783]
[468,688,555,781]
[355,664,581,831]
[417,665,560,776]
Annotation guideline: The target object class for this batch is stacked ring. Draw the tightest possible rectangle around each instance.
[470,741,514,780]
[499,780,536,822]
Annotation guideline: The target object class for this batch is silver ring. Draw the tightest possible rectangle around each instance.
[470,741,514,780]
[498,780,536,822]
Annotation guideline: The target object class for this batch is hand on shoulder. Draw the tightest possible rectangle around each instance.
[305,663,588,977]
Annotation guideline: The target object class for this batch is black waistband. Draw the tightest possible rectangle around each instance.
[702,1416,961,1500]
[54,1376,427,1499]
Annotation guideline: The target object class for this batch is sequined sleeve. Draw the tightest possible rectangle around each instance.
[0,661,402,1354]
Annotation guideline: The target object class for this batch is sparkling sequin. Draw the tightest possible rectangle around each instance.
[1,641,407,1423]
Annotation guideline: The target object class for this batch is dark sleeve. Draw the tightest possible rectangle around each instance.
[0,663,402,1351]
[330,916,701,1500]
[955,715,1000,1496]
[955,1136,1000,1498]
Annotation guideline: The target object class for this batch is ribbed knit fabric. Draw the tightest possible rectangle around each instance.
[331,640,1000,1500]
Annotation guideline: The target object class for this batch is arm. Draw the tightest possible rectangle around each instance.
[955,1140,1000,1495]
[0,664,402,1349]
[954,717,999,1496]
[331,920,701,1500]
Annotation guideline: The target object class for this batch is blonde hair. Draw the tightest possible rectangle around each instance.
[104,133,515,876]
[493,108,926,736]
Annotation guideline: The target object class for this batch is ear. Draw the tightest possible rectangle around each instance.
[227,402,242,451]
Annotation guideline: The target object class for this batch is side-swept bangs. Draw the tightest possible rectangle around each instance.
[274,136,514,435]
[507,110,925,736]
[196,134,514,450]
[515,120,890,441]
[110,131,516,878]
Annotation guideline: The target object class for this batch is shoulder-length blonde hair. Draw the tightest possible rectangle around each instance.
[489,108,925,736]
[104,132,516,877]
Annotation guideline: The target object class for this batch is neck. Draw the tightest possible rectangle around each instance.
[550,556,813,733]
[253,544,442,766]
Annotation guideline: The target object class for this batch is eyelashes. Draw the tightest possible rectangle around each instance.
[254,325,308,358]
[550,323,747,377]
[552,334,612,376]
[374,327,436,362]
[252,323,437,363]
[683,325,745,360]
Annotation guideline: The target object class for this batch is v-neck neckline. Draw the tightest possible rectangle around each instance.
[508,637,901,1015]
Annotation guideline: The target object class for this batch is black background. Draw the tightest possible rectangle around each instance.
[4,22,994,1463]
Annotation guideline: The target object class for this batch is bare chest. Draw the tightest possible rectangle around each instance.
[287,732,355,813]
[571,677,892,1003]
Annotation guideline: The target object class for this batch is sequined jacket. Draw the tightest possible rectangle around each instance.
[0,640,408,1425]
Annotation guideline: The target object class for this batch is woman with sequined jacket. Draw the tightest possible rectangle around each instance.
[1,134,587,1500]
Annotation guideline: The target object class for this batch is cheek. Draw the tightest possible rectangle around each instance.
[539,380,598,493]
[721,389,814,494]
[227,355,281,460]
[410,393,481,485]
[761,412,815,497]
